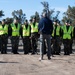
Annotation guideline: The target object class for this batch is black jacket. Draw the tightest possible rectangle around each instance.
[38,17,53,35]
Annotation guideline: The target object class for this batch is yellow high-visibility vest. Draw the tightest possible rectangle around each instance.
[63,25,72,39]
[22,25,30,36]
[52,25,55,37]
[0,25,8,35]
[31,23,38,33]
[52,25,60,36]
[56,26,60,36]
[11,23,20,36]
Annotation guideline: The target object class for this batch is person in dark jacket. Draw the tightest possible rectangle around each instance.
[38,12,53,60]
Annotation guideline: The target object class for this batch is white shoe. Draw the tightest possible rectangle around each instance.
[39,57,43,61]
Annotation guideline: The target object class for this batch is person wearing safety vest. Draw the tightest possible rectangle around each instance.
[51,20,62,55]
[30,17,39,55]
[0,19,8,54]
[68,21,74,54]
[10,18,21,54]
[22,20,31,54]
[62,20,73,55]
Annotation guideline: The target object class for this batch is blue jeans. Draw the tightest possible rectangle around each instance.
[40,34,51,59]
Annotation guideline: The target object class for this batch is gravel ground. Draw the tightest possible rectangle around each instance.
[0,38,75,75]
[0,52,75,75]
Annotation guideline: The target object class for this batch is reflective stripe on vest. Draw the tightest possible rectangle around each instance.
[22,25,30,36]
[0,25,8,35]
[11,23,20,36]
[31,23,38,33]
[63,25,72,39]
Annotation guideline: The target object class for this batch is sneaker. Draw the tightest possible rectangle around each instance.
[39,57,43,61]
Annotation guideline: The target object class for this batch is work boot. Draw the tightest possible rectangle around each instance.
[48,56,51,60]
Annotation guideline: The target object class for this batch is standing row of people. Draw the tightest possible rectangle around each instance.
[38,12,75,60]
[0,19,8,54]
[0,17,39,54]
[0,13,75,60]
[51,20,62,55]
[51,19,75,55]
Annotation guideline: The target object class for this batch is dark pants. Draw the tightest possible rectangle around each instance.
[31,33,38,54]
[1,35,8,54]
[52,37,61,55]
[51,38,55,55]
[70,39,73,54]
[63,39,71,55]
[11,36,19,54]
[40,34,51,59]
[44,41,46,54]
[29,39,32,53]
[23,37,30,54]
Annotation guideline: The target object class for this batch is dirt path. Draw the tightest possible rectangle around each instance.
[0,53,75,75]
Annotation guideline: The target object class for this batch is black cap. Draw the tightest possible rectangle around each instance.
[33,16,36,19]
[29,19,32,21]
[53,19,58,22]
[65,20,69,23]
[25,19,28,22]
[2,19,6,22]
[57,20,60,24]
